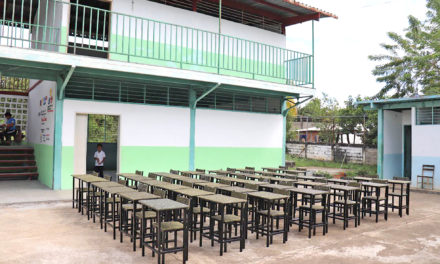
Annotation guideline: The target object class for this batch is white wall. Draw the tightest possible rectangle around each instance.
[111,0,286,48]
[27,80,56,145]
[195,109,283,148]
[62,100,190,147]
[383,110,403,155]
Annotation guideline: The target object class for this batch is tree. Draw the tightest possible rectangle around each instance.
[369,0,440,98]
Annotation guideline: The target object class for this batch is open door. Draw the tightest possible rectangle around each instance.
[403,125,412,179]
[86,114,119,178]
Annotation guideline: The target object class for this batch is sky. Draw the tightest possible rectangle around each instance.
[285,0,427,105]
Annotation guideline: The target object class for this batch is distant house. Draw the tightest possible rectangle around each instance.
[357,96,440,189]
[296,126,363,144]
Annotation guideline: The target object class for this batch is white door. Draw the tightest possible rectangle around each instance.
[73,114,88,174]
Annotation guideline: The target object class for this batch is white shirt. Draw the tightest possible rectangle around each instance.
[94,150,106,166]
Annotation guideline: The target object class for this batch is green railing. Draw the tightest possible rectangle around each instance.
[0,0,314,87]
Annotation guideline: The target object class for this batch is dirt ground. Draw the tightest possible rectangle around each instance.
[1,192,440,264]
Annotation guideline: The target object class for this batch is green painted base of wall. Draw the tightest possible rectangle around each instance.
[34,143,54,189]
[120,146,189,175]
[61,146,74,190]
[58,145,281,189]
[194,147,282,170]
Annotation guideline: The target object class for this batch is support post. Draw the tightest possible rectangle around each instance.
[312,20,315,89]
[189,89,196,170]
[282,99,287,166]
[52,66,75,190]
[53,77,64,190]
[188,83,221,170]
[377,108,384,179]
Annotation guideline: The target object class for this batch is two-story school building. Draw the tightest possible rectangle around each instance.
[0,0,336,189]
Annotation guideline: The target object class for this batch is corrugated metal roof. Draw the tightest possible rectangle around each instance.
[237,0,338,21]
[356,95,440,106]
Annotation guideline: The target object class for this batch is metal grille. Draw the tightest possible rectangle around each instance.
[196,88,282,114]
[417,107,440,125]
[65,76,189,107]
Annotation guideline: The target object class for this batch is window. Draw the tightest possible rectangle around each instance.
[88,115,119,143]
[416,107,440,125]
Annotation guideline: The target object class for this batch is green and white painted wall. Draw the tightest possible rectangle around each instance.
[27,80,56,188]
[58,98,283,190]
[194,109,283,169]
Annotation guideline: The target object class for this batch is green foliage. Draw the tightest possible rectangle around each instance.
[0,76,29,92]
[369,0,440,97]
[88,114,119,143]
[313,170,332,179]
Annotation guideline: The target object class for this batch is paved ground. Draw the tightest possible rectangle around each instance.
[1,192,440,264]
[0,181,71,205]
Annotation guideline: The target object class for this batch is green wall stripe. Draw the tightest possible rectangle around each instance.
[34,143,54,189]
[194,147,282,170]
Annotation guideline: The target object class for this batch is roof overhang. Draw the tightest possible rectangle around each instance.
[197,0,337,26]
[356,96,440,110]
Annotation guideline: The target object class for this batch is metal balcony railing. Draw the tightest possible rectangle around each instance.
[0,0,314,87]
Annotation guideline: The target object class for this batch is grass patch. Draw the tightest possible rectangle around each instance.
[287,155,377,177]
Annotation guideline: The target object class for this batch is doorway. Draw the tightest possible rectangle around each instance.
[403,125,412,179]
[86,114,119,179]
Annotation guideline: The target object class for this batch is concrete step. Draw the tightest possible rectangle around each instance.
[0,147,34,154]
[0,160,36,165]
[0,153,35,160]
[0,172,38,180]
[0,166,38,172]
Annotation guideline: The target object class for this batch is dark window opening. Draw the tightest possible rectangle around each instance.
[68,0,111,57]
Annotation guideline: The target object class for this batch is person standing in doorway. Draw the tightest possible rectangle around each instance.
[94,143,106,178]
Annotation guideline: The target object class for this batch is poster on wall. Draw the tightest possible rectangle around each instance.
[38,87,54,143]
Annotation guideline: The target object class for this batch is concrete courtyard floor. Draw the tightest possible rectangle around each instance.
[1,192,440,264]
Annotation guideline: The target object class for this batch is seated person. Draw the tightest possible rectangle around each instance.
[1,112,16,145]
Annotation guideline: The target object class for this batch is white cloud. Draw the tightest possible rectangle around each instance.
[286,0,427,103]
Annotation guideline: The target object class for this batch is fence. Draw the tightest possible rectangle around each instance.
[286,142,377,165]
[0,0,313,86]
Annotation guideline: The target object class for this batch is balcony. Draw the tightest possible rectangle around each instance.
[0,0,314,87]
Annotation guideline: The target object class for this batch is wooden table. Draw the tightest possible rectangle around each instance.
[327,184,361,229]
[99,185,136,239]
[208,169,231,175]
[193,181,228,190]
[327,178,351,185]
[259,183,293,192]
[362,182,389,222]
[118,191,159,251]
[261,167,284,173]
[180,170,206,179]
[387,179,411,216]
[217,185,258,195]
[74,174,108,218]
[198,194,247,255]
[247,191,289,247]
[139,198,189,263]
[287,187,329,238]
[354,176,373,182]
[295,181,326,188]
[118,173,152,188]
[173,188,213,242]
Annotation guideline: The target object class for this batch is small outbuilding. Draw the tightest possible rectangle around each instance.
[357,96,440,189]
